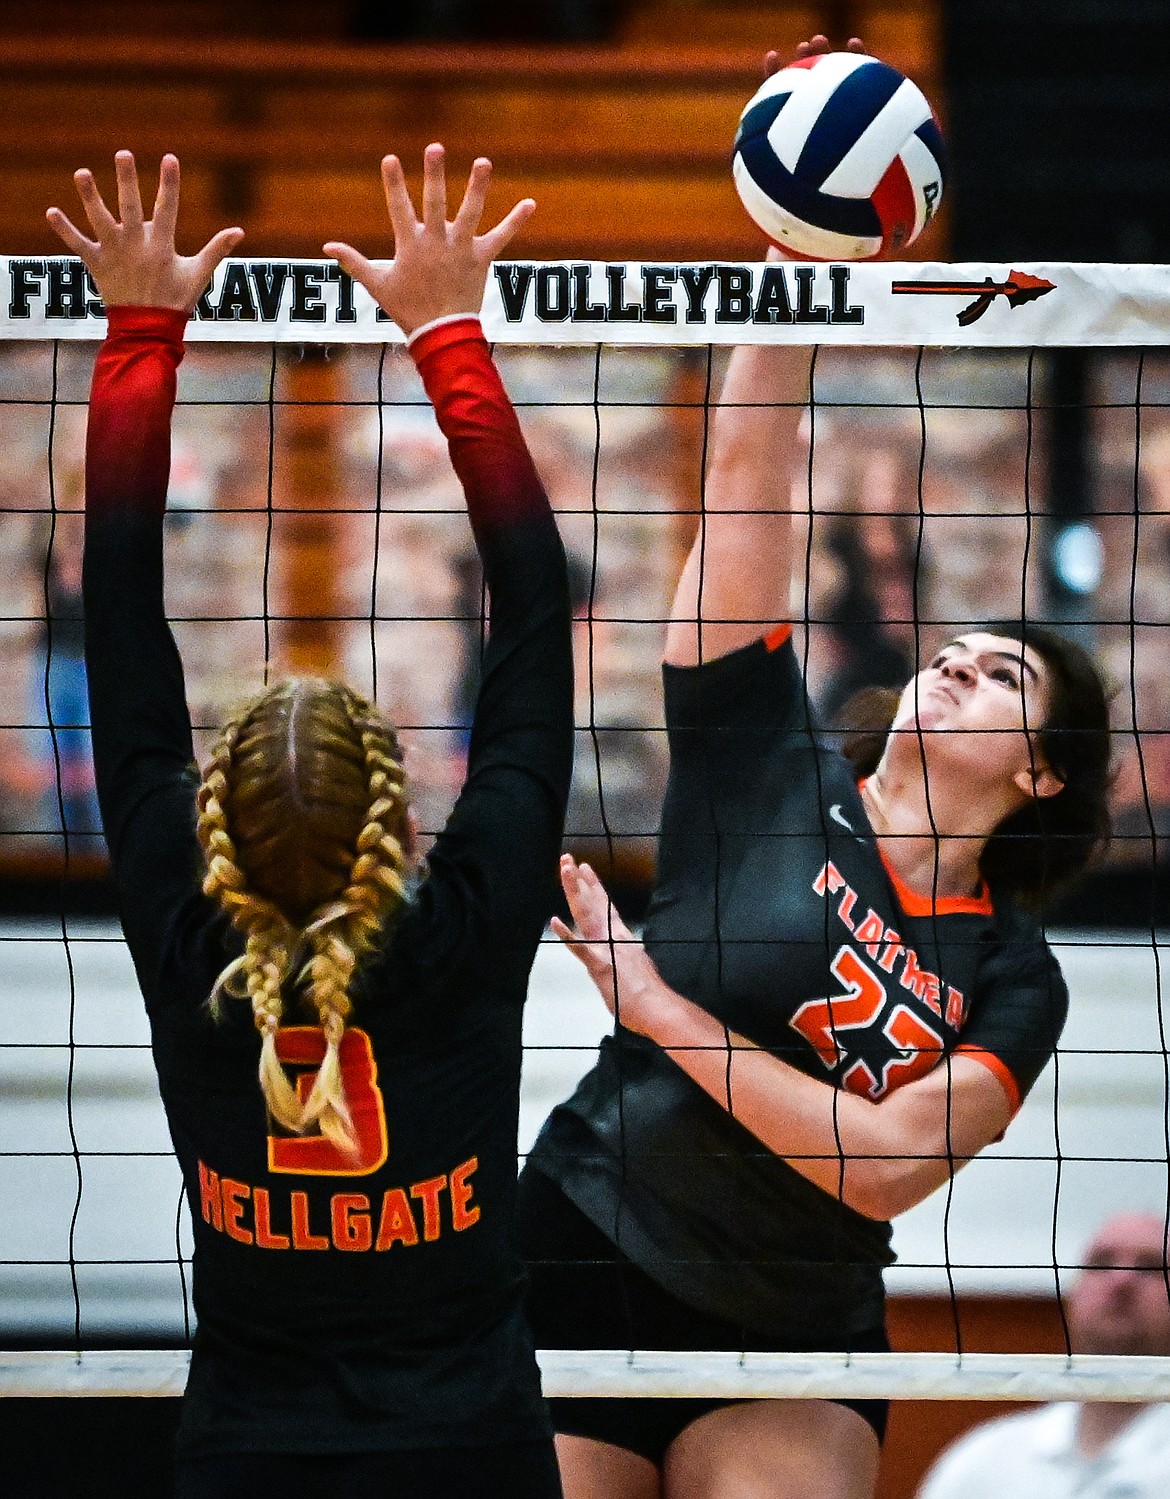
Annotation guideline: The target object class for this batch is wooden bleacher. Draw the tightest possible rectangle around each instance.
[0,3,943,261]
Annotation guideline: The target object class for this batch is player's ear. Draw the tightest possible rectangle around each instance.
[1013,758,1063,801]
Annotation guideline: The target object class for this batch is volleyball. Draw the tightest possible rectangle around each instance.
[732,51,946,260]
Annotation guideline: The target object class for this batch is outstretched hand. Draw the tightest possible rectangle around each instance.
[765,32,866,77]
[325,144,535,338]
[46,152,244,313]
[551,854,676,1039]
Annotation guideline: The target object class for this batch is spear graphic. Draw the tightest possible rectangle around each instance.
[890,270,1056,326]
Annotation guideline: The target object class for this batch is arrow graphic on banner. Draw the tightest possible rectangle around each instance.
[890,271,1057,327]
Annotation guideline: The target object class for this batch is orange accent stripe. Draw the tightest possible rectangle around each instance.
[953,1045,1021,1114]
[875,843,994,918]
[764,623,793,652]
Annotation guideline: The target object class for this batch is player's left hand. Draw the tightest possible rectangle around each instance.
[552,854,677,1039]
[46,151,244,313]
[325,144,535,337]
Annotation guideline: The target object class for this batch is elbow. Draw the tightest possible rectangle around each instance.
[705,447,777,499]
[839,1169,896,1222]
[839,1158,938,1223]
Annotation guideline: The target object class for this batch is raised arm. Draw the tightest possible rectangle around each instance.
[665,327,814,668]
[328,149,573,932]
[665,35,864,669]
[47,153,241,864]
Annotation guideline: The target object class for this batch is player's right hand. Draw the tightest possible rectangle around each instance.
[46,152,244,314]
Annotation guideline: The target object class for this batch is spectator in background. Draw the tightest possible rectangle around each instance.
[917,1212,1170,1499]
[816,512,916,728]
[27,539,101,835]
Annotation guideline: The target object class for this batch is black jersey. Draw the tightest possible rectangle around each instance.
[529,628,1066,1340]
[83,309,573,1456]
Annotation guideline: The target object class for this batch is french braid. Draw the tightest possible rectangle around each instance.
[196,680,411,1146]
[298,704,409,1149]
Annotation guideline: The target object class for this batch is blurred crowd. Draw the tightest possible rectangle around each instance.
[1,339,1167,901]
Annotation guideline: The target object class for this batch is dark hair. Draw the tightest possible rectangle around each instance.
[840,622,1113,911]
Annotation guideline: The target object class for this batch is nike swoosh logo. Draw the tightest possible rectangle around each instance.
[829,804,866,843]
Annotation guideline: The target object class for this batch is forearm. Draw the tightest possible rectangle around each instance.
[652,996,884,1214]
[411,316,572,812]
[409,315,566,642]
[86,307,187,525]
[705,341,814,513]
[642,986,960,1220]
[666,338,813,664]
[707,248,814,504]
[83,308,194,855]
[410,316,553,537]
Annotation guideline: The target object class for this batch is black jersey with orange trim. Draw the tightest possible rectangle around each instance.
[83,309,573,1456]
[528,629,1066,1340]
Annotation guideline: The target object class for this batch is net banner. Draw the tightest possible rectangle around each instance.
[2,257,1169,346]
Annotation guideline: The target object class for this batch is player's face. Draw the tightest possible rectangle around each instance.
[890,632,1054,788]
[1068,1215,1170,1357]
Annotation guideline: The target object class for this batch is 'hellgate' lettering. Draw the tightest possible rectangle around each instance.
[197,1155,480,1252]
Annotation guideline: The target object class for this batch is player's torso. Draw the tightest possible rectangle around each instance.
[146,882,548,1449]
[646,744,994,1102]
[152,958,527,1331]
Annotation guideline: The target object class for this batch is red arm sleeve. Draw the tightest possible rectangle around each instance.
[83,306,197,869]
[86,306,187,523]
[403,316,574,956]
[410,316,550,534]
[408,314,571,699]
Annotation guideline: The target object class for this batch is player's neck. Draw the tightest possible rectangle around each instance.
[861,761,1002,900]
[1076,1400,1146,1458]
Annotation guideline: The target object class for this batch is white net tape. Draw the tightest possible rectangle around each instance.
[4,1350,1170,1402]
[2,257,1168,346]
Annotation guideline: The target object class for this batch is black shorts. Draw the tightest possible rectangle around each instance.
[517,1164,889,1468]
[174,1439,562,1499]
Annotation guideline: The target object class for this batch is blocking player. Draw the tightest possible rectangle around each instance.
[50,145,571,1499]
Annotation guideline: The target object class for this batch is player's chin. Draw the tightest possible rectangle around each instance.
[891,701,947,737]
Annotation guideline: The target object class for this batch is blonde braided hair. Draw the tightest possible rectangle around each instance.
[196,680,411,1150]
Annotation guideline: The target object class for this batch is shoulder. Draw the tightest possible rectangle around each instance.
[979,897,1067,991]
[969,897,1068,1033]
[661,627,813,736]
[663,627,797,693]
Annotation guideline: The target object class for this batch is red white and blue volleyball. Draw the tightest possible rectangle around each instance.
[732,51,946,260]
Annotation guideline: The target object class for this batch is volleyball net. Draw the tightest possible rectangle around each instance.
[1,256,1169,1402]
